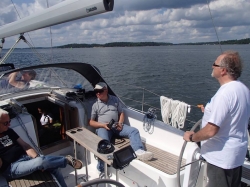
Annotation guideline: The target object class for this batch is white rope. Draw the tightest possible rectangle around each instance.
[160,96,172,124]
[160,96,190,129]
[170,100,180,128]
[171,101,188,129]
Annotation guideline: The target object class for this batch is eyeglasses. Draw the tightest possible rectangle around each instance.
[212,62,222,67]
[0,120,11,126]
[94,89,105,94]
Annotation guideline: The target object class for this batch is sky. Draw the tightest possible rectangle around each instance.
[0,0,249,48]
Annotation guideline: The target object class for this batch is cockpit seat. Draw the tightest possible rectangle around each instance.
[8,170,59,187]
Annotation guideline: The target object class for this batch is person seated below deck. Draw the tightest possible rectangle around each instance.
[0,70,36,91]
[38,106,53,127]
[0,109,83,187]
[89,82,153,176]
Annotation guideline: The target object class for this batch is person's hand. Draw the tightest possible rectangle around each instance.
[103,123,110,130]
[197,104,204,113]
[200,106,204,112]
[183,131,195,142]
[115,122,123,131]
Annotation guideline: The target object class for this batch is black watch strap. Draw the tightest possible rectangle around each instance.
[190,134,194,142]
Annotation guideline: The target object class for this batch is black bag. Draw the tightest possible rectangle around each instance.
[112,145,137,170]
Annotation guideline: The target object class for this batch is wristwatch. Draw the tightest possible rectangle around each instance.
[189,134,194,142]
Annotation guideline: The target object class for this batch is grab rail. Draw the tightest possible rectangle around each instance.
[109,81,201,129]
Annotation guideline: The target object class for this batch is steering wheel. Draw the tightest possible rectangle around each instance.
[77,178,125,187]
[177,119,202,187]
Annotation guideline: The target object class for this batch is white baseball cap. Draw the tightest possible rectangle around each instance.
[94,82,107,90]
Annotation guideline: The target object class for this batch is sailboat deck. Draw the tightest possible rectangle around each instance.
[8,171,59,187]
[114,138,186,175]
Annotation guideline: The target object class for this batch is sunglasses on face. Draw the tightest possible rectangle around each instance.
[94,89,105,94]
[1,120,11,126]
[212,62,222,67]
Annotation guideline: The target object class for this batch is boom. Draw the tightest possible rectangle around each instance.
[0,0,113,39]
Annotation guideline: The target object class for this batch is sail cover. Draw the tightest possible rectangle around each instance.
[0,0,114,39]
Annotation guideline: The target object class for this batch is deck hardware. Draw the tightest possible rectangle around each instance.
[143,108,157,134]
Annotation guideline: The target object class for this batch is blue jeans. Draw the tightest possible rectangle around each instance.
[2,155,67,187]
[96,124,144,172]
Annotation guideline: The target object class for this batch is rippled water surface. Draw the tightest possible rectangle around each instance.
[2,45,250,129]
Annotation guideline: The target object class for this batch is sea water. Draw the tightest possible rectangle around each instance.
[2,44,250,130]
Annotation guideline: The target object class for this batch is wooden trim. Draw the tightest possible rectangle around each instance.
[66,127,114,165]
[8,171,59,187]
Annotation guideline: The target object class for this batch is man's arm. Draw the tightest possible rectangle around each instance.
[183,122,219,142]
[115,112,125,131]
[47,115,53,124]
[0,158,2,169]
[89,119,109,130]
[8,72,25,88]
[17,138,39,158]
[118,112,125,124]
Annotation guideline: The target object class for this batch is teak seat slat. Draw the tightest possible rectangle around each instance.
[8,171,59,187]
[114,135,186,175]
[115,137,250,177]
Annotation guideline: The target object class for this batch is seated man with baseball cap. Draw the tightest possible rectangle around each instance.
[90,82,153,177]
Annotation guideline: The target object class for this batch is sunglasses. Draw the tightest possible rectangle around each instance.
[212,62,222,67]
[1,120,11,126]
[94,89,105,94]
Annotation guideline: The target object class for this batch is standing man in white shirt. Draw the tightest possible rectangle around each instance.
[183,51,250,187]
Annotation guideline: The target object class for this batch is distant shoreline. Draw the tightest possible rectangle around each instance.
[55,38,250,48]
[4,38,249,49]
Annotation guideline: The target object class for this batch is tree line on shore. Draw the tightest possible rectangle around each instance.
[56,42,173,48]
[55,38,250,48]
[179,38,250,45]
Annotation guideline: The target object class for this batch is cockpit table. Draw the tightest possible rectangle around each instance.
[66,127,120,185]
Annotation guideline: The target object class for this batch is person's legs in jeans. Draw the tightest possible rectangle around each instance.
[96,128,114,172]
[114,124,144,151]
[114,124,153,161]
[2,155,67,186]
[48,168,67,187]
[97,128,114,141]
